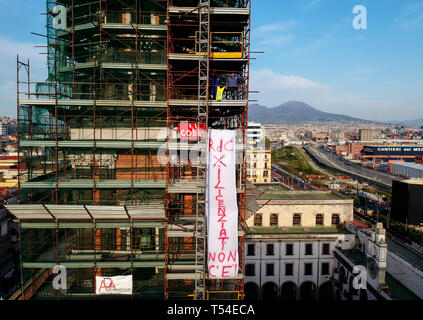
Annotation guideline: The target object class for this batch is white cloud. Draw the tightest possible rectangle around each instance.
[299,0,329,11]
[252,69,326,91]
[394,2,423,29]
[253,20,297,49]
[250,68,419,122]
[256,21,297,34]
[258,34,294,46]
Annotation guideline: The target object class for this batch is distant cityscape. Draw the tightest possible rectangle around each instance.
[1,0,423,306]
[0,117,18,298]
[2,109,423,300]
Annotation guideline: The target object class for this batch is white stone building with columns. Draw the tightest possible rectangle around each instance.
[244,189,355,300]
[244,187,421,300]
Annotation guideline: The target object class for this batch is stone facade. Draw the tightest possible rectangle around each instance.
[247,148,271,184]
[244,190,355,300]
[247,195,353,228]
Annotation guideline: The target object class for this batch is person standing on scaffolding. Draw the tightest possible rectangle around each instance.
[210,70,220,100]
[225,73,243,100]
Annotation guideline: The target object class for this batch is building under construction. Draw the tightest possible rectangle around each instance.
[7,0,250,300]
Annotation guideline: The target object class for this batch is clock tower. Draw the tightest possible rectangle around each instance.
[366,223,388,290]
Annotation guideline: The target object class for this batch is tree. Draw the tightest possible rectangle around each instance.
[265,137,270,149]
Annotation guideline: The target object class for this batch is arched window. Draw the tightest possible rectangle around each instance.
[270,214,278,226]
[254,213,262,226]
[331,214,340,226]
[300,282,316,301]
[245,282,259,300]
[293,214,301,226]
[316,214,324,226]
[262,282,278,301]
[281,282,297,301]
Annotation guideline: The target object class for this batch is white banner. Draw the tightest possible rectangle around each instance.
[95,275,133,295]
[207,129,239,279]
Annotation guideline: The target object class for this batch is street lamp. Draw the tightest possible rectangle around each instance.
[364,187,368,216]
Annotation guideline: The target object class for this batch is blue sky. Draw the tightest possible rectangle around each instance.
[250,0,423,121]
[0,0,422,121]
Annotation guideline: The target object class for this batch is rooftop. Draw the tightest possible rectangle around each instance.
[386,238,423,271]
[401,178,423,185]
[343,250,419,300]
[247,225,346,235]
[391,161,423,170]
[258,190,349,201]
[255,183,290,193]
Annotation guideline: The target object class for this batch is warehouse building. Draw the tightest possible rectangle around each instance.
[361,145,423,167]
[391,179,423,226]
[391,162,423,179]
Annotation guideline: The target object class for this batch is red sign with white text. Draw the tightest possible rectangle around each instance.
[178,123,206,141]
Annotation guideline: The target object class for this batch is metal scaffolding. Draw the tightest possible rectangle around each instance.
[13,0,169,300]
[17,0,169,206]
[164,0,250,300]
[11,0,251,300]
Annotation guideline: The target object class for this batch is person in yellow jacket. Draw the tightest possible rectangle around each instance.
[216,85,225,101]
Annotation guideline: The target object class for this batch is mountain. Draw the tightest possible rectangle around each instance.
[388,118,423,127]
[248,101,375,124]
[406,118,423,126]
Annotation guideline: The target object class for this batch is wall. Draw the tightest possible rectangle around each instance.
[244,234,356,299]
[333,248,391,300]
[386,250,423,299]
[247,201,353,228]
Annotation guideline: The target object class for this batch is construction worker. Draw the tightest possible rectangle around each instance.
[210,70,220,100]
[142,40,153,64]
[225,73,243,100]
[216,85,225,101]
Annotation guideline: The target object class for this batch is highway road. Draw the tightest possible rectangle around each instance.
[272,164,318,191]
[304,144,393,191]
[317,145,393,184]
